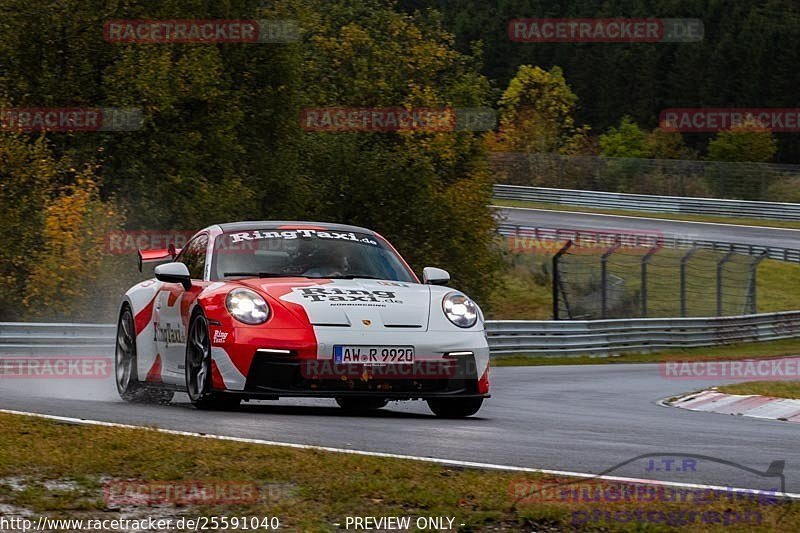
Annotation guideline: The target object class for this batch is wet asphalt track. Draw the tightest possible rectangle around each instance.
[495,206,800,251]
[1,363,798,493]
[2,208,800,493]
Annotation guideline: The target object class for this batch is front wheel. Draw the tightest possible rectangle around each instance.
[427,397,483,418]
[185,312,241,410]
[115,306,173,404]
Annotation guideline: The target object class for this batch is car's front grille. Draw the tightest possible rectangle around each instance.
[244,354,479,397]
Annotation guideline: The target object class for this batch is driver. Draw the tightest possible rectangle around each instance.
[302,245,349,278]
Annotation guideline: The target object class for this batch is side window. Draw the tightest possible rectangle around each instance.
[177,234,208,280]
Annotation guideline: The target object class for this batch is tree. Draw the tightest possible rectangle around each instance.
[646,128,695,160]
[0,134,54,320]
[599,117,648,159]
[0,132,121,320]
[0,0,503,311]
[707,123,778,163]
[490,65,589,154]
[707,122,778,199]
[24,176,123,320]
[257,0,502,303]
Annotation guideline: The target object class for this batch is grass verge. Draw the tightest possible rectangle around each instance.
[492,339,800,367]
[493,199,800,230]
[716,382,800,400]
[0,412,798,531]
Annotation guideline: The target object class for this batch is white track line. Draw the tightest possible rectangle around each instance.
[3,408,798,500]
[492,205,800,233]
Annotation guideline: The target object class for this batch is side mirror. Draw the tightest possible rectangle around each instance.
[155,262,192,290]
[423,267,450,285]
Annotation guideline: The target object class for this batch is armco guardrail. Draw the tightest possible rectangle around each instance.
[3,315,800,358]
[496,223,800,263]
[493,184,800,221]
[0,323,115,356]
[487,312,800,355]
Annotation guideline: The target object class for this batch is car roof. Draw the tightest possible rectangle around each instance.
[214,221,378,235]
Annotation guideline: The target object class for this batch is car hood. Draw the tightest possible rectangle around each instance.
[233,278,432,330]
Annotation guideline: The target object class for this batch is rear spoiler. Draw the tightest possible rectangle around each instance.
[137,244,181,272]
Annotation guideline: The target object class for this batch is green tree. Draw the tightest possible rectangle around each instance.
[0,134,54,320]
[646,128,695,160]
[490,65,589,154]
[599,117,648,159]
[0,0,502,311]
[707,123,778,199]
[707,124,778,163]
[268,0,501,303]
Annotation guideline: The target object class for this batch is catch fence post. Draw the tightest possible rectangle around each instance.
[641,245,660,318]
[680,246,699,317]
[716,251,735,316]
[748,252,768,314]
[601,237,622,319]
[552,240,573,320]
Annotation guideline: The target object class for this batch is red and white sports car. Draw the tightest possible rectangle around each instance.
[115,222,490,417]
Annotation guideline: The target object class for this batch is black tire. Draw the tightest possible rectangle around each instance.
[427,397,483,418]
[185,312,241,410]
[335,397,388,413]
[115,306,173,404]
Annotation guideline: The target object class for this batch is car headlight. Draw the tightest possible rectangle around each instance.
[226,288,270,325]
[443,292,478,328]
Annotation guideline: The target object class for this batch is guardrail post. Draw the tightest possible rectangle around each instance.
[601,237,622,319]
[552,240,573,320]
[680,246,699,317]
[716,251,735,316]
[641,245,660,317]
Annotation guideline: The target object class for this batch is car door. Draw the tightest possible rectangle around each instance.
[154,232,208,384]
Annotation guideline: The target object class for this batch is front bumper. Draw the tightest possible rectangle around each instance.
[242,353,489,400]
[211,326,491,399]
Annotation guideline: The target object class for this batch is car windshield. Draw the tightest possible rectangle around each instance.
[210,228,416,282]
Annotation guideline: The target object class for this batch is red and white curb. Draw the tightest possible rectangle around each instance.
[667,390,800,423]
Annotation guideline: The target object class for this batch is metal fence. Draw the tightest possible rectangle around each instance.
[487,311,800,356]
[3,316,800,358]
[0,323,115,356]
[491,153,800,202]
[552,240,764,320]
[494,184,800,221]
[503,225,767,320]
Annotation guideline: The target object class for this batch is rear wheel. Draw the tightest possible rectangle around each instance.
[335,397,388,413]
[115,306,173,404]
[185,312,241,410]
[427,397,483,418]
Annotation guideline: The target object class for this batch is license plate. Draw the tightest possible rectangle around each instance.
[333,345,415,364]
